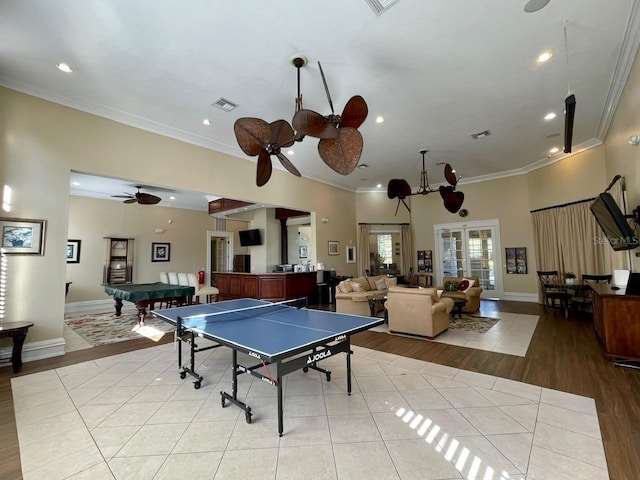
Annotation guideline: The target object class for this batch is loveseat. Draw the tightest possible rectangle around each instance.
[335,275,397,316]
[385,286,454,338]
[436,276,482,313]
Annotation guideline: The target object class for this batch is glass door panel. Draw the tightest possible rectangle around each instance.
[467,227,495,292]
[439,229,464,277]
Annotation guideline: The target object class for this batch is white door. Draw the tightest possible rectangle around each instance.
[434,219,502,297]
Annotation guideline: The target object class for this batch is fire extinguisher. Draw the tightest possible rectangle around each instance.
[197,270,205,284]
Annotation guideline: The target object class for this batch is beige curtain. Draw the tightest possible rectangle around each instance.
[357,224,371,276]
[531,176,630,278]
[400,224,412,277]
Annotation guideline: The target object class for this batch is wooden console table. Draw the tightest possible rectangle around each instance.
[0,321,34,373]
[591,283,640,362]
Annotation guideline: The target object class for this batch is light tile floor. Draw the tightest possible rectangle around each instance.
[12,337,608,479]
[372,312,539,357]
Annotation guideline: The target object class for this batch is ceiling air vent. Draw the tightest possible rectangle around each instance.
[212,98,237,112]
[364,0,401,16]
[470,130,491,140]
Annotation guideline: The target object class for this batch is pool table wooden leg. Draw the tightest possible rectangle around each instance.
[114,297,123,316]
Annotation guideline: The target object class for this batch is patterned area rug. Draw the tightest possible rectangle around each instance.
[449,314,499,333]
[64,310,174,346]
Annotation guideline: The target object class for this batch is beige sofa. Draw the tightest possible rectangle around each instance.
[335,275,396,316]
[385,286,454,338]
[436,276,482,313]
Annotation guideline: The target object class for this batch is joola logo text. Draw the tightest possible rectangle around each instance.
[307,350,332,364]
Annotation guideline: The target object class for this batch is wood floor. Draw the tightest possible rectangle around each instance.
[1,300,638,480]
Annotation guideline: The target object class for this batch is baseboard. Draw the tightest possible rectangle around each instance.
[499,292,539,303]
[0,337,66,367]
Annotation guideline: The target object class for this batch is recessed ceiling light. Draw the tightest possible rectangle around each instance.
[549,147,559,154]
[71,181,80,186]
[536,51,553,63]
[169,196,176,200]
[544,112,556,121]
[358,164,369,169]
[525,0,551,13]
[376,184,383,188]
[56,63,74,73]
[287,150,294,155]
[375,116,384,123]
[203,119,211,126]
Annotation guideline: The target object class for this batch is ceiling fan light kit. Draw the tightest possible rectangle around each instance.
[233,55,368,186]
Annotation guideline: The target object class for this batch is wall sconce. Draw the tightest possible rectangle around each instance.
[629,135,640,146]
[321,218,329,223]
[154,228,165,234]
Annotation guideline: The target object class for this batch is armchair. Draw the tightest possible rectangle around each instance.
[385,286,454,338]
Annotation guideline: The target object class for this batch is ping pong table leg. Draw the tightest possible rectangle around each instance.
[277,361,284,437]
[346,338,352,395]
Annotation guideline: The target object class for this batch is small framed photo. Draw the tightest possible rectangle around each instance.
[0,217,46,255]
[328,240,339,256]
[299,245,308,258]
[346,245,356,263]
[67,239,81,263]
[152,242,170,262]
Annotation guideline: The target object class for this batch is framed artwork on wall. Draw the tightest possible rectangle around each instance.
[0,217,46,255]
[328,241,339,256]
[346,245,356,263]
[299,245,308,258]
[66,239,81,263]
[506,247,527,274]
[152,242,170,262]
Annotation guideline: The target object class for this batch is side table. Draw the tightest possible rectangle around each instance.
[368,296,388,322]
[450,299,467,320]
[0,321,35,373]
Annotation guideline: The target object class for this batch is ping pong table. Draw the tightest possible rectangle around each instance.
[153,298,384,436]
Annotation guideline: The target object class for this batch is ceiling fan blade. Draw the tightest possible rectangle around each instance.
[439,186,465,213]
[270,119,296,148]
[112,194,133,199]
[292,110,338,139]
[137,193,161,205]
[234,118,270,156]
[317,61,335,115]
[256,150,273,187]
[317,128,363,175]
[340,95,368,129]
[276,152,301,177]
[387,179,412,199]
[123,198,137,204]
[444,163,458,187]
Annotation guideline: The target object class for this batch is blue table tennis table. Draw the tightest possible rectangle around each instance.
[153,298,384,436]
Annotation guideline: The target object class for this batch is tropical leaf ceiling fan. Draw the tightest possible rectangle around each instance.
[111,186,161,205]
[387,150,464,215]
[233,55,368,186]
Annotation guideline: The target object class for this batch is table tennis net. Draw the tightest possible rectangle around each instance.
[178,298,306,330]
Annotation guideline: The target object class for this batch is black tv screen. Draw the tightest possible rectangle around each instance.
[590,193,638,251]
[239,229,262,247]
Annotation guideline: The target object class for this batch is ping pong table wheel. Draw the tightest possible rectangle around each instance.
[194,380,201,389]
[303,367,309,373]
[325,372,331,382]
[179,371,187,379]
[245,409,252,424]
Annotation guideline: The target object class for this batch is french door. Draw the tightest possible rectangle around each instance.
[434,219,502,297]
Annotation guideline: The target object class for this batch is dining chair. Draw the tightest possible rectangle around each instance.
[159,272,169,284]
[537,270,572,317]
[570,274,612,313]
[167,272,179,285]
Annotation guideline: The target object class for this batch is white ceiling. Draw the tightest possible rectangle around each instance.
[2,0,639,211]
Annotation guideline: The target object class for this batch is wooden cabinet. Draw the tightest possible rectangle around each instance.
[215,272,317,302]
[591,283,640,361]
[103,237,134,284]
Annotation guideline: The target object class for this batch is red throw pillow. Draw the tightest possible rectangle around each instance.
[457,280,470,292]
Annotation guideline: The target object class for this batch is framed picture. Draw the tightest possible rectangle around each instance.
[506,247,527,274]
[346,245,356,263]
[299,245,308,258]
[152,242,170,262]
[66,239,81,263]
[328,240,339,256]
[0,217,46,255]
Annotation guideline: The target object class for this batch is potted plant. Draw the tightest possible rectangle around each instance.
[564,272,576,284]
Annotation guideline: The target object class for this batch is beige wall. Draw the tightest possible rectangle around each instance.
[66,196,215,303]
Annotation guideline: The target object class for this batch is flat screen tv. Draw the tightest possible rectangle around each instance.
[590,193,639,251]
[238,228,262,247]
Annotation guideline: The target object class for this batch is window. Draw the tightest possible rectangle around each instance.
[377,234,393,264]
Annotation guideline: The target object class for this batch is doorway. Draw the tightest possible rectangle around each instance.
[206,230,233,286]
[434,219,502,297]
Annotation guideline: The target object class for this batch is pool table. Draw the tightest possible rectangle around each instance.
[104,282,195,324]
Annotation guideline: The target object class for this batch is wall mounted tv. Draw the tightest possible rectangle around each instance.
[239,228,262,247]
[589,193,639,251]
